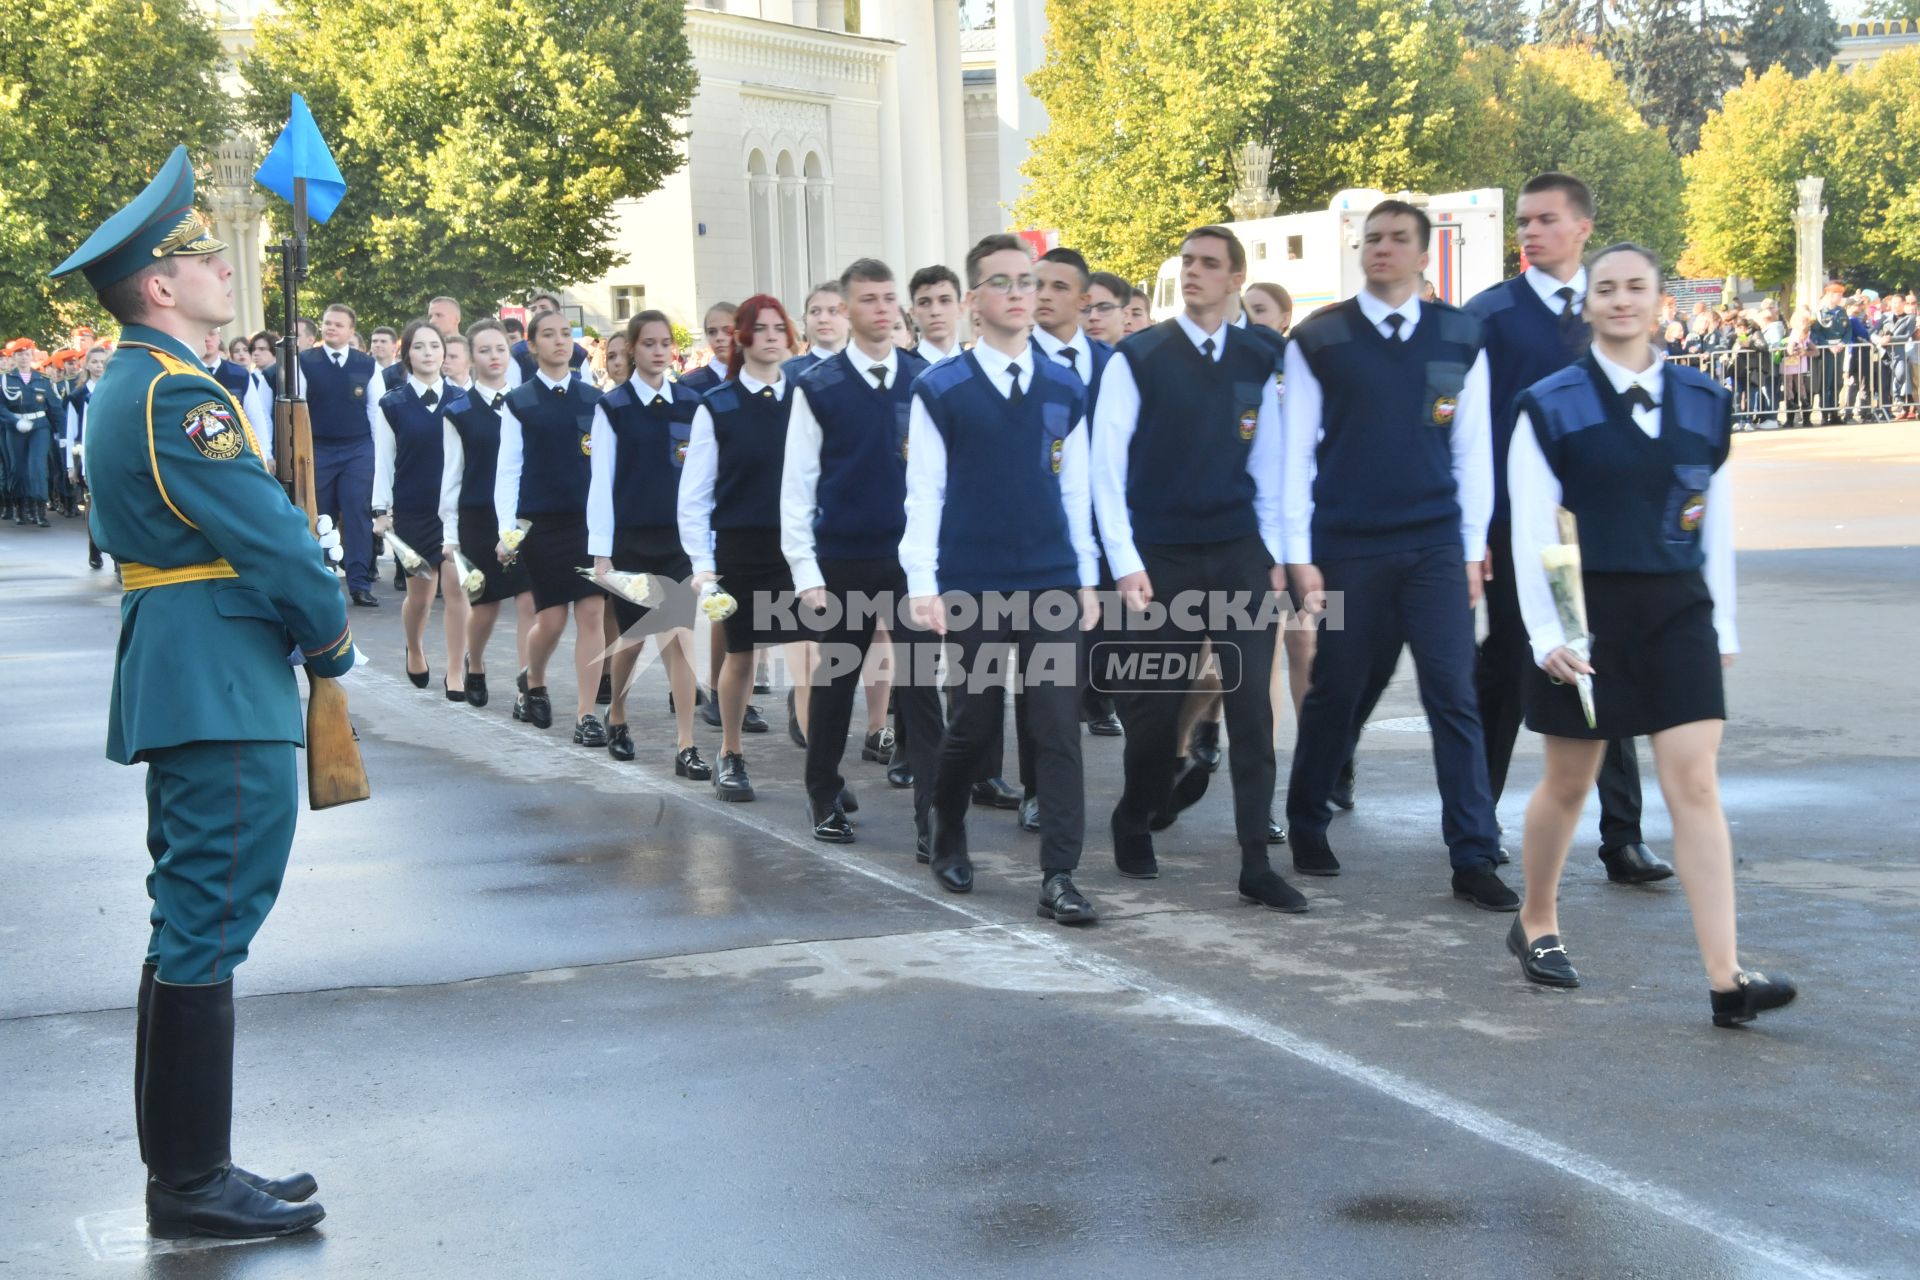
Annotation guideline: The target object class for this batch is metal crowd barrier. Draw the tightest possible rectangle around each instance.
[1664,339,1919,431]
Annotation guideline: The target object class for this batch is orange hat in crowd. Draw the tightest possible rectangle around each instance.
[4,337,34,355]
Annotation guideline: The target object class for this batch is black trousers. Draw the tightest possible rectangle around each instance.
[803,557,941,837]
[1477,521,1644,851]
[1107,535,1277,864]
[1288,544,1500,870]
[935,590,1086,876]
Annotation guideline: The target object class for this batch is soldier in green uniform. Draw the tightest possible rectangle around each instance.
[50,146,354,1241]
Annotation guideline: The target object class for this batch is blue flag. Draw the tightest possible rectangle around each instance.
[254,93,347,223]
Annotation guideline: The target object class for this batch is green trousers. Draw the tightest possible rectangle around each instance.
[142,740,297,984]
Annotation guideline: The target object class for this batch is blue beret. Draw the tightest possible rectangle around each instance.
[48,145,227,290]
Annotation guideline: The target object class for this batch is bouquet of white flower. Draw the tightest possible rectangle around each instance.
[699,580,737,622]
[384,528,433,579]
[498,518,532,563]
[577,566,663,608]
[1541,509,1597,730]
[452,549,487,602]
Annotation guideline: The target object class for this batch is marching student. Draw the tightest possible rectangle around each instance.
[1092,226,1299,912]
[199,329,273,467]
[586,309,708,776]
[373,319,470,693]
[493,307,609,743]
[1503,242,1795,1027]
[65,344,109,567]
[890,306,916,350]
[905,233,1102,921]
[298,303,383,606]
[249,330,280,389]
[510,292,591,384]
[1083,270,1132,346]
[442,332,472,393]
[1124,287,1153,334]
[678,302,737,395]
[909,265,965,364]
[439,319,534,707]
[1282,200,1513,910]
[780,259,944,847]
[371,326,404,393]
[1466,172,1671,884]
[679,295,814,799]
[2,340,61,526]
[1245,282,1291,334]
[782,281,849,380]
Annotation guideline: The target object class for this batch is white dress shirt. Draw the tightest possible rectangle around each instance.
[1524,264,1588,316]
[899,343,1098,599]
[1508,345,1738,666]
[318,343,384,442]
[373,375,445,512]
[1032,325,1094,386]
[779,346,899,595]
[1090,311,1286,580]
[493,368,576,534]
[586,376,674,556]
[679,370,783,574]
[438,380,511,530]
[1280,290,1494,563]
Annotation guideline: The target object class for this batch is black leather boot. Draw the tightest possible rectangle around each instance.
[143,977,325,1239]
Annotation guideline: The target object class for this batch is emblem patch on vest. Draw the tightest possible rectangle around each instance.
[1049,437,1064,474]
[352,385,365,399]
[674,440,688,466]
[1239,409,1257,442]
[1431,396,1458,426]
[580,433,592,456]
[1679,493,1706,533]
[182,401,244,461]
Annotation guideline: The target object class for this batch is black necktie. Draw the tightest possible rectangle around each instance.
[1200,338,1216,361]
[1622,384,1657,415]
[1555,287,1580,338]
[1058,346,1079,376]
[421,388,439,410]
[490,392,505,410]
[869,364,888,390]
[1384,314,1405,341]
[332,352,344,368]
[1008,366,1024,404]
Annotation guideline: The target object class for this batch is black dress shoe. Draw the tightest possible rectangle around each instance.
[606,723,636,761]
[1169,755,1210,814]
[1087,710,1123,737]
[407,663,429,689]
[811,803,855,843]
[930,825,972,890]
[1330,759,1356,810]
[1291,834,1340,877]
[785,688,805,746]
[861,727,895,762]
[700,689,723,728]
[838,785,859,816]
[233,1168,318,1203]
[1452,865,1520,911]
[1710,971,1798,1028]
[146,1167,325,1241]
[1189,720,1221,772]
[743,704,769,734]
[1038,874,1098,924]
[1506,918,1580,987]
[887,760,914,788]
[595,673,613,706]
[1239,867,1309,913]
[515,686,553,729]
[1493,845,1511,865]
[466,671,489,708]
[1267,813,1287,844]
[573,714,608,747]
[971,777,1021,809]
[713,752,754,801]
[1018,795,1041,833]
[88,549,104,569]
[350,588,380,607]
[1113,831,1158,879]
[675,745,711,779]
[443,679,465,702]
[1599,842,1675,884]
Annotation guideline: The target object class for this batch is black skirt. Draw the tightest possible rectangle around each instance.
[609,526,695,632]
[1524,569,1725,739]
[392,508,446,571]
[519,511,595,612]
[458,505,530,605]
[714,527,798,653]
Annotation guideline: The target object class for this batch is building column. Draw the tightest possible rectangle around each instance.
[889,0,945,272]
[876,46,908,270]
[994,0,1050,227]
[931,0,970,269]
[209,131,269,338]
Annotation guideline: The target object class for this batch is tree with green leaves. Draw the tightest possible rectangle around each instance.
[1534,0,1619,45]
[242,0,696,325]
[1450,0,1531,47]
[1861,0,1920,18]
[1613,0,1740,154]
[1742,0,1838,76]
[0,0,230,334]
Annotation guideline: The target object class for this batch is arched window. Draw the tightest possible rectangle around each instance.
[804,151,833,290]
[776,150,807,311]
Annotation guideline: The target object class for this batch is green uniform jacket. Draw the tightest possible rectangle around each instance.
[88,325,354,764]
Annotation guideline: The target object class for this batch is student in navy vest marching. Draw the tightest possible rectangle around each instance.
[1092,225,1303,913]
[782,281,849,381]
[679,294,813,799]
[1282,200,1514,910]
[509,291,590,386]
[587,309,709,776]
[67,345,109,567]
[780,259,945,847]
[441,332,472,395]
[494,307,609,742]
[198,329,274,471]
[370,326,405,395]
[1504,243,1796,1027]
[905,234,1103,921]
[678,302,737,396]
[373,319,470,695]
[1465,174,1673,888]
[299,303,383,606]
[438,319,534,708]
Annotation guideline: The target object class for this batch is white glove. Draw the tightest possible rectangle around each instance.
[314,513,344,564]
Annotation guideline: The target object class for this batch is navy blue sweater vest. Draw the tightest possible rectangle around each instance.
[1465,276,1589,525]
[705,381,792,531]
[68,383,91,442]
[1516,357,1731,575]
[1118,321,1267,546]
[209,358,252,403]
[511,339,588,381]
[677,365,723,396]
[507,375,600,517]
[604,381,701,530]
[1291,297,1483,559]
[915,352,1085,593]
[378,385,446,513]
[445,386,509,510]
[801,348,929,560]
[380,362,405,393]
[300,347,376,443]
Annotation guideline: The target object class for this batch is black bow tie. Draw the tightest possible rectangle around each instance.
[1621,384,1658,415]
[421,389,439,410]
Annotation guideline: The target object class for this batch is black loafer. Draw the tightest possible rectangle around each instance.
[887,761,914,788]
[350,588,379,608]
[517,687,553,729]
[1600,842,1676,884]
[743,704,769,734]
[1291,834,1340,877]
[811,804,855,844]
[574,714,608,747]
[1711,971,1798,1028]
[595,673,612,706]
[1506,919,1580,987]
[1267,813,1287,844]
[713,752,754,801]
[1018,795,1041,833]
[465,671,489,708]
[675,745,711,779]
[1239,867,1309,913]
[786,689,806,747]
[861,728,895,762]
[1330,759,1356,810]
[700,690,723,728]
[1086,710,1123,737]
[1038,873,1098,925]
[930,827,972,891]
[1189,721,1221,772]
[972,777,1021,810]
[1113,831,1158,880]
[606,723,636,761]
[1452,866,1520,911]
